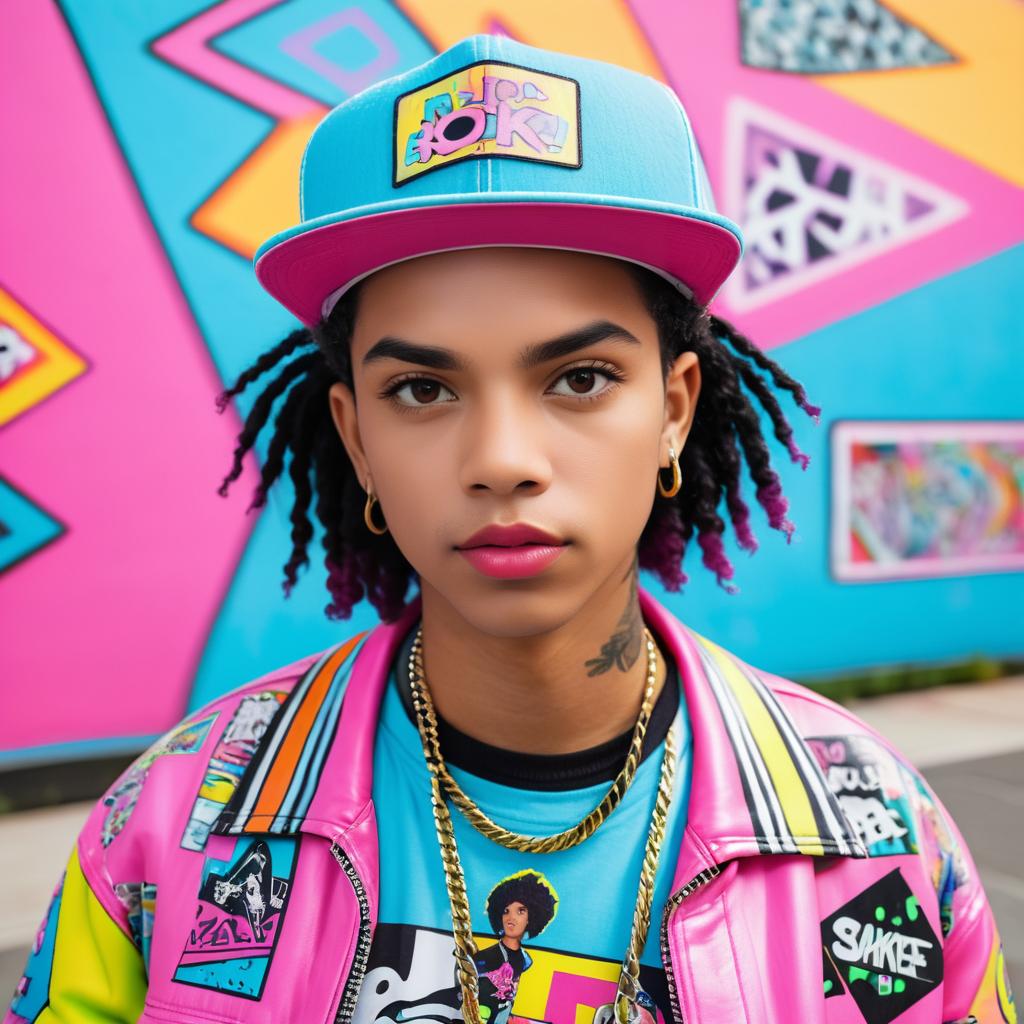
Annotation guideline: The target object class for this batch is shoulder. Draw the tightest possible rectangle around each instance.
[728,648,938,813]
[698,633,956,849]
[684,631,1005,1006]
[767,673,879,740]
[730,649,983,935]
[716,642,909,762]
[77,638,362,875]
[757,667,938,824]
[689,628,919,778]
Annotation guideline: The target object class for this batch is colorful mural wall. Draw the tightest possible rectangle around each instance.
[2,0,1022,766]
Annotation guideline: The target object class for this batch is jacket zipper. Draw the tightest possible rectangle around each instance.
[331,842,373,1024]
[658,864,721,1024]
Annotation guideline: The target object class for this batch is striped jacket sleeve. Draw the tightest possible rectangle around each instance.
[4,842,148,1023]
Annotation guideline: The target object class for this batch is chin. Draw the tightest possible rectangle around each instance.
[456,598,577,634]
[445,585,584,640]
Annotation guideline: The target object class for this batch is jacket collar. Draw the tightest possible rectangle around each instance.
[214,587,865,864]
[638,586,866,874]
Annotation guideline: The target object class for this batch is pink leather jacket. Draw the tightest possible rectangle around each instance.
[7,587,1014,1024]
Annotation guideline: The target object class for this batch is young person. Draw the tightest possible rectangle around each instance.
[7,34,1014,1024]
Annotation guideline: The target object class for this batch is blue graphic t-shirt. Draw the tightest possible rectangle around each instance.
[354,621,693,1024]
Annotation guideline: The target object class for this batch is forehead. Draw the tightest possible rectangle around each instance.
[350,247,652,358]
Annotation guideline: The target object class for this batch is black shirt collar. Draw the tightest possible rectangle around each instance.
[392,620,680,792]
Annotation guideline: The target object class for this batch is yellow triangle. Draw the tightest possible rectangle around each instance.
[812,0,1024,187]
[191,112,323,260]
[0,286,87,428]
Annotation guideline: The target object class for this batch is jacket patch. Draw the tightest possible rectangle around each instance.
[822,945,843,998]
[114,882,157,972]
[821,867,943,1024]
[393,60,581,186]
[807,735,917,857]
[180,690,287,852]
[174,836,298,1000]
[9,870,64,1021]
[101,712,219,847]
[907,771,970,938]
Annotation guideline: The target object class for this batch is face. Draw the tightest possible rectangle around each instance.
[502,900,529,940]
[329,247,700,638]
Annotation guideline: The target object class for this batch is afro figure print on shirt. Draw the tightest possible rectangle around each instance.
[351,868,674,1024]
[352,871,557,1024]
[474,871,558,1024]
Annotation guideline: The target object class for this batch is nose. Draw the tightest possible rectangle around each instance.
[457,385,553,496]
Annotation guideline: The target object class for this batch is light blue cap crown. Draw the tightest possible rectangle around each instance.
[255,34,743,326]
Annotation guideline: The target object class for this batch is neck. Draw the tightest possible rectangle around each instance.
[415,553,666,755]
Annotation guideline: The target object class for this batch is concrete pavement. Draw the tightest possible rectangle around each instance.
[2,675,1022,1004]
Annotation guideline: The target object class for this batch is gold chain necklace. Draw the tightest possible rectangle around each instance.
[408,625,660,853]
[406,625,679,1024]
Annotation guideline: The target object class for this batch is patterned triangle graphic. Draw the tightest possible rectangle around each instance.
[738,0,955,73]
[0,477,64,574]
[811,0,1024,188]
[0,283,88,428]
[723,98,968,312]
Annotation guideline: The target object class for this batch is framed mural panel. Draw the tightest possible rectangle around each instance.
[831,421,1024,582]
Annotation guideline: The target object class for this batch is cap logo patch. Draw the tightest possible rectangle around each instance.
[393,60,581,186]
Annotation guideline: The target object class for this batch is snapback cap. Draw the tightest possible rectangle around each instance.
[254,34,744,326]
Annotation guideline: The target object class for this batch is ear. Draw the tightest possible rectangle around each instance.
[661,350,701,461]
[328,381,371,491]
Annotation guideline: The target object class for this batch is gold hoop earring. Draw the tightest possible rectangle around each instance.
[657,446,681,498]
[364,489,389,535]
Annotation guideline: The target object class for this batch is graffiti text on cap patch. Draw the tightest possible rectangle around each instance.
[394,60,581,186]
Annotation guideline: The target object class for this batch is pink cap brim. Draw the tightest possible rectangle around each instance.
[255,201,742,326]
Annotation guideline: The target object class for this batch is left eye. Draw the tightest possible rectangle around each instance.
[549,367,618,398]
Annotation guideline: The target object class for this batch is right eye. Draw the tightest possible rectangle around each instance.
[382,376,457,409]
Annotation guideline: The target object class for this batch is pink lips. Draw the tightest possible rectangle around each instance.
[455,523,569,580]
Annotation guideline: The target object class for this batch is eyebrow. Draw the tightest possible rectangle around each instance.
[361,320,641,372]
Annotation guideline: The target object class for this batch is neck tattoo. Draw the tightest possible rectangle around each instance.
[585,556,643,676]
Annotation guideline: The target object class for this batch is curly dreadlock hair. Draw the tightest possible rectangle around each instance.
[485,870,558,938]
[216,260,820,624]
